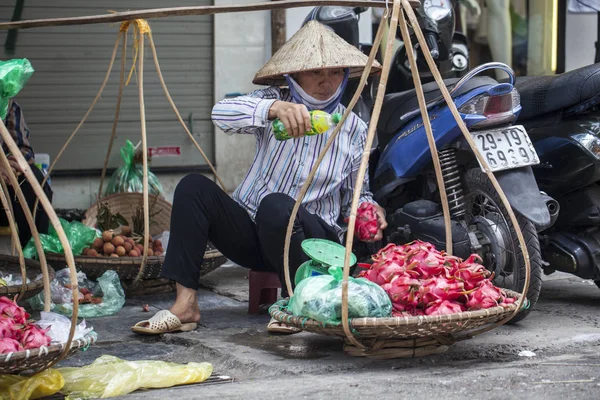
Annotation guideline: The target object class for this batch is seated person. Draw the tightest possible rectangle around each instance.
[132,21,386,335]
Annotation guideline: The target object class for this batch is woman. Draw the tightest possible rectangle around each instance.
[133,21,386,335]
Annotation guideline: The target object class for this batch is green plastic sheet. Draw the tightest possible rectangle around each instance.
[0,58,34,120]
[23,218,100,259]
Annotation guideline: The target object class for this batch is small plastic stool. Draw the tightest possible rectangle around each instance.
[248,270,281,314]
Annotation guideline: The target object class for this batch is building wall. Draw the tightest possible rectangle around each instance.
[565,10,598,71]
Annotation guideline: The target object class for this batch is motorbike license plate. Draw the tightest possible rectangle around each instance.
[472,125,539,172]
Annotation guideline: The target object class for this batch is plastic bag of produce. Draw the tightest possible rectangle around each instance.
[22,218,100,259]
[58,355,213,398]
[104,140,163,196]
[288,266,392,325]
[28,270,125,318]
[0,58,34,120]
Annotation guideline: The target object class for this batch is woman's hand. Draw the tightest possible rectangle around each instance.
[0,156,21,184]
[366,204,388,243]
[268,101,311,138]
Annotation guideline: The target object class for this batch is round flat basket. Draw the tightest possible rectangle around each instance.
[269,290,521,359]
[0,333,96,375]
[0,255,56,302]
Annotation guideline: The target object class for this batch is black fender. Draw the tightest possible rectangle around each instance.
[495,166,552,231]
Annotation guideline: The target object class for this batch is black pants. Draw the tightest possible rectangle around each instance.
[0,166,52,246]
[161,174,340,295]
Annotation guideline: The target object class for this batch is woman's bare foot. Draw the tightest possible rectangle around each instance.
[169,283,201,324]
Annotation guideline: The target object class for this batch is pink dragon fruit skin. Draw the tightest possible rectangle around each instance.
[0,297,30,325]
[0,337,23,354]
[425,300,465,316]
[20,324,51,350]
[0,317,18,340]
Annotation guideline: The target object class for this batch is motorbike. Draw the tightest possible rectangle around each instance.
[303,6,554,321]
[302,0,469,123]
[514,63,600,289]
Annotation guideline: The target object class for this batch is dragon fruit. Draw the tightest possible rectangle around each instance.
[0,317,17,340]
[0,338,23,354]
[20,324,51,350]
[426,299,465,316]
[360,241,518,316]
[346,202,379,241]
[0,297,29,325]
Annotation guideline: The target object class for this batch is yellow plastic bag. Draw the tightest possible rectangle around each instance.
[58,355,213,399]
[0,369,64,400]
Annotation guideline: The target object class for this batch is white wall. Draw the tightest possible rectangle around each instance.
[565,10,598,71]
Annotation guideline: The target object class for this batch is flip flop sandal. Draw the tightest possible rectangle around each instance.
[267,317,302,334]
[131,310,198,335]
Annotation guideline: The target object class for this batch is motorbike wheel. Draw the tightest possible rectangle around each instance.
[464,168,543,323]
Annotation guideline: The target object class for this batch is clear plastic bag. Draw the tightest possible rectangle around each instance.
[29,270,125,318]
[22,218,100,259]
[0,58,34,120]
[0,369,64,400]
[104,140,163,196]
[288,266,392,325]
[58,355,213,399]
[34,312,94,344]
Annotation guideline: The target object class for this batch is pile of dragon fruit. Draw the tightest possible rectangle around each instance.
[0,296,51,354]
[358,241,516,317]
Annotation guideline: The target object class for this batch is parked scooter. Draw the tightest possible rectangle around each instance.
[369,63,553,322]
[514,63,600,288]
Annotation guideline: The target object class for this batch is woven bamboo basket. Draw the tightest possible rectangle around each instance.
[44,192,227,281]
[0,255,55,302]
[0,333,97,374]
[271,0,534,359]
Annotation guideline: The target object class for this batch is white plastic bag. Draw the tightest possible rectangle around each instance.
[35,311,93,343]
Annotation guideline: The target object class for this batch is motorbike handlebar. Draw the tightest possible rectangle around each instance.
[425,32,439,60]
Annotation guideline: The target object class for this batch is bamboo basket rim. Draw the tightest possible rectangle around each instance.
[270,290,521,332]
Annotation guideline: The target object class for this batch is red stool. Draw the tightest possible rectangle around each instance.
[248,270,281,314]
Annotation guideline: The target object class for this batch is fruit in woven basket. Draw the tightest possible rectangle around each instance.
[112,236,125,247]
[92,238,104,250]
[123,242,133,252]
[0,297,29,325]
[102,231,113,242]
[116,246,126,256]
[129,250,139,257]
[120,225,132,237]
[110,253,119,258]
[88,249,99,257]
[359,241,517,317]
[0,338,23,354]
[103,243,115,255]
[20,325,51,350]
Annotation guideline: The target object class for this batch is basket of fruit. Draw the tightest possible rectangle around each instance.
[0,296,97,374]
[0,255,55,302]
[45,193,226,281]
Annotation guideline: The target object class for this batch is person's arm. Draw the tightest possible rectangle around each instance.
[340,120,387,241]
[211,87,282,135]
[3,100,34,164]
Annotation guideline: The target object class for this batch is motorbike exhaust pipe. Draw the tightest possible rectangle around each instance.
[540,192,560,229]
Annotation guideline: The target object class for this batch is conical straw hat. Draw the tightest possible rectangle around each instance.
[253,21,382,86]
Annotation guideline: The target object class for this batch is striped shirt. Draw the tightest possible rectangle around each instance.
[212,86,375,240]
[2,100,35,163]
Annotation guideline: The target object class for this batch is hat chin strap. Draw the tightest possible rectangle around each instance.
[284,68,349,114]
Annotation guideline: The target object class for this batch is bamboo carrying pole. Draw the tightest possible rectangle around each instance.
[0,153,51,310]
[0,1,420,31]
[0,179,26,300]
[0,121,80,364]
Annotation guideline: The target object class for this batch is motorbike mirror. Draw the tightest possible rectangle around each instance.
[353,6,369,14]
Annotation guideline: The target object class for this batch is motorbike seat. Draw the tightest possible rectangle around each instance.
[377,77,497,150]
[515,63,600,121]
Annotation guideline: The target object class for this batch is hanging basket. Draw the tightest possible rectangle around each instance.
[270,290,521,358]
[0,333,97,375]
[43,192,227,281]
[0,255,56,302]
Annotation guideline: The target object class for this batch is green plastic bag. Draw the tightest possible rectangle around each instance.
[104,140,163,196]
[0,58,34,120]
[58,355,213,399]
[23,218,100,259]
[29,270,125,318]
[288,266,392,325]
